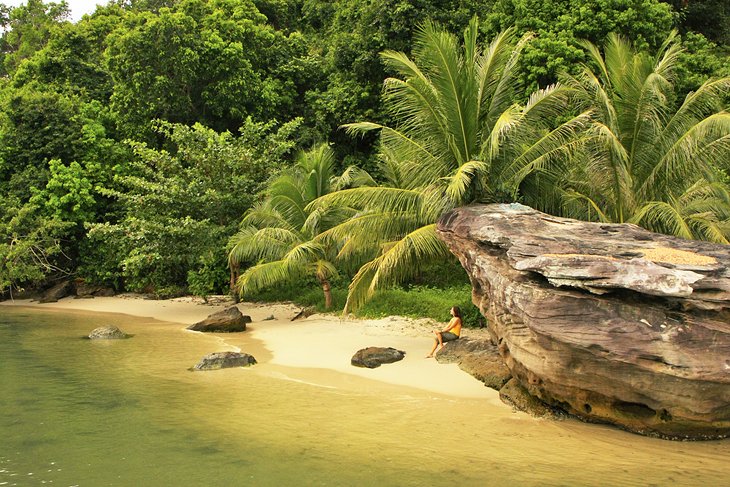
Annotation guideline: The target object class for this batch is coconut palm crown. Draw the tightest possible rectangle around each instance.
[228,144,349,308]
[560,32,730,242]
[309,17,592,312]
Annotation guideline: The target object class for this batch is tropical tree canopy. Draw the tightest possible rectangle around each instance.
[559,32,730,242]
[228,144,352,308]
[310,17,592,312]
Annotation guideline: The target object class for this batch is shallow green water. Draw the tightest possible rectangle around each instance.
[1,307,728,486]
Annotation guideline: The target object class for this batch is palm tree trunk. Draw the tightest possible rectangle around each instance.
[230,264,240,304]
[320,278,333,309]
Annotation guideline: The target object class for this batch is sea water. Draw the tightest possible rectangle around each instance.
[1,307,728,486]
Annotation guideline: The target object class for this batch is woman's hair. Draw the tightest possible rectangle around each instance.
[451,306,462,318]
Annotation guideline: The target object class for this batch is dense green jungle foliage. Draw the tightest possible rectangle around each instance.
[1,0,728,320]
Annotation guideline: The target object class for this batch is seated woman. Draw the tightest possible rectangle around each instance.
[426,306,462,358]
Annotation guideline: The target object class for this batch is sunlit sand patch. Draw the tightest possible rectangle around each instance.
[640,247,716,266]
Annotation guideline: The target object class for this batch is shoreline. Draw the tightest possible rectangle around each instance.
[0,295,499,400]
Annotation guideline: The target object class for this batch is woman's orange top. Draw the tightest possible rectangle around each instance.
[449,317,462,337]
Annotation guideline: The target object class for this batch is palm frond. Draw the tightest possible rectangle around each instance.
[688,215,730,244]
[313,259,339,282]
[228,226,302,266]
[497,110,593,192]
[628,201,694,240]
[241,202,296,232]
[236,259,303,296]
[484,31,532,130]
[333,165,378,190]
[315,210,426,248]
[640,112,730,198]
[306,186,429,216]
[283,240,327,268]
[560,189,611,222]
[662,78,730,142]
[344,224,450,313]
[481,104,523,162]
[444,160,489,205]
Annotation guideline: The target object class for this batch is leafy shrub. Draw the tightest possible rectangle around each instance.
[187,250,230,301]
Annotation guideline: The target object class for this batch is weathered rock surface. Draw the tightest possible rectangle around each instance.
[186,307,251,332]
[39,280,74,303]
[88,325,129,339]
[437,203,730,439]
[351,347,406,368]
[193,352,257,370]
[499,378,555,417]
[435,338,512,390]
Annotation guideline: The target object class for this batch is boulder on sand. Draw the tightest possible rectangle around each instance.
[187,306,251,332]
[193,352,257,370]
[88,325,129,339]
[351,347,406,368]
[39,280,74,303]
[74,280,115,298]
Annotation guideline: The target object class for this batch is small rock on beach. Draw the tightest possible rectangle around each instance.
[88,325,129,339]
[351,347,406,368]
[193,352,257,370]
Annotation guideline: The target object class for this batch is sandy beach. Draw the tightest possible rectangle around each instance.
[0,294,498,401]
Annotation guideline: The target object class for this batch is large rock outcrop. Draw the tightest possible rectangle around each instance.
[437,203,730,439]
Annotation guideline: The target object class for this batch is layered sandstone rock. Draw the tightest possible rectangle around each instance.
[435,337,512,390]
[437,203,730,439]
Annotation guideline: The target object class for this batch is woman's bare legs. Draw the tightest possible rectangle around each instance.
[426,331,444,357]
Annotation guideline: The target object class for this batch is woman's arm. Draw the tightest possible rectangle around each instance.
[442,317,459,332]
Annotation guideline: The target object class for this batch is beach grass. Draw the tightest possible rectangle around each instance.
[246,282,484,327]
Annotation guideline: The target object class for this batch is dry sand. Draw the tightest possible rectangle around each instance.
[0,295,498,401]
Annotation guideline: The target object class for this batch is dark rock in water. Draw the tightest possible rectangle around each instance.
[437,203,730,440]
[351,347,406,368]
[39,281,74,303]
[262,314,276,321]
[193,352,257,370]
[187,307,251,332]
[435,338,512,390]
[75,280,115,299]
[89,325,129,339]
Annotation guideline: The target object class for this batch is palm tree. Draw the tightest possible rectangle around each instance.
[559,32,730,242]
[228,144,350,309]
[310,18,592,312]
